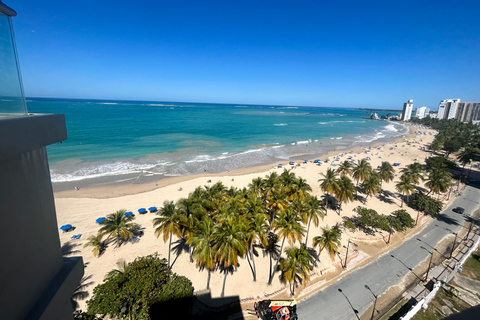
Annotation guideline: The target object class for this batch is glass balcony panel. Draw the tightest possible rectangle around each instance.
[0,13,27,116]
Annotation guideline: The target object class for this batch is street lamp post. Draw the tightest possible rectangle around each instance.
[364,285,377,320]
[420,246,433,282]
[415,211,420,226]
[343,239,353,269]
[449,232,458,259]
[464,220,474,242]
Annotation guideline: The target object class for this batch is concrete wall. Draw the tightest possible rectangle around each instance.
[0,114,83,320]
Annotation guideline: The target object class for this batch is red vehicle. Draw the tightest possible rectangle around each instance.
[254,299,298,320]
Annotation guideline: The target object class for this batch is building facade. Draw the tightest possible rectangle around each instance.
[455,102,480,122]
[437,99,461,120]
[414,106,428,119]
[402,100,414,121]
[0,2,83,320]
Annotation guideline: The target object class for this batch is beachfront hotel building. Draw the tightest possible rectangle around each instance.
[435,99,480,122]
[454,102,480,122]
[437,99,461,120]
[0,2,84,320]
[402,100,414,121]
[414,106,429,119]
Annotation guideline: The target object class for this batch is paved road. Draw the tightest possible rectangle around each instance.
[298,186,480,320]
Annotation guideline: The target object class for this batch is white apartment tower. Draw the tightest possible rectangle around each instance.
[402,100,414,121]
[415,106,428,119]
[437,99,461,120]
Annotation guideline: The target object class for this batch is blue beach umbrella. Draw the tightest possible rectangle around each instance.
[332,163,337,166]
[289,161,295,165]
[278,164,283,167]
[138,208,147,214]
[60,224,72,231]
[303,160,308,163]
[148,207,157,212]
[313,159,320,163]
[95,217,105,224]
[125,211,134,216]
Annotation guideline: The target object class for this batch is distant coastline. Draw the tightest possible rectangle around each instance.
[25,98,410,192]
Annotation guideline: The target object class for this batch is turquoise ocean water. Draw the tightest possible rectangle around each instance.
[26,98,407,187]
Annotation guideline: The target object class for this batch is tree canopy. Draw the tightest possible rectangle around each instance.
[87,254,194,320]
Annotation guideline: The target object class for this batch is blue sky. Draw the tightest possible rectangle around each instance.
[10,0,480,109]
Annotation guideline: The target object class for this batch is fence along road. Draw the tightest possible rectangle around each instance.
[298,186,480,320]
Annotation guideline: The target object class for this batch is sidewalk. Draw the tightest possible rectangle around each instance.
[405,229,480,303]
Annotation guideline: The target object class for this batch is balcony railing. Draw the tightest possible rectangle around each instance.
[0,4,28,116]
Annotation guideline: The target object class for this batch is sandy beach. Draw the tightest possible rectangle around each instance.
[56,125,444,310]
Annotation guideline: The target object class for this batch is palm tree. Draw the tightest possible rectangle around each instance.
[265,188,288,224]
[318,168,339,214]
[105,259,128,280]
[425,168,452,199]
[292,177,312,201]
[377,161,395,188]
[270,208,305,284]
[263,231,281,285]
[458,147,480,170]
[188,217,216,289]
[279,246,315,295]
[395,174,415,207]
[176,196,204,238]
[362,171,381,200]
[401,162,424,185]
[334,175,355,211]
[212,216,247,297]
[98,210,138,246]
[153,201,183,267]
[248,177,265,198]
[263,172,280,196]
[352,158,372,186]
[279,169,297,196]
[312,226,341,261]
[83,234,105,257]
[301,195,325,246]
[245,212,269,281]
[336,160,354,177]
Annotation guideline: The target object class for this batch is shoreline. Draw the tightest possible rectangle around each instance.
[55,123,437,311]
[54,122,415,199]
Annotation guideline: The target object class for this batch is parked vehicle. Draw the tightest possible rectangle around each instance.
[452,207,465,214]
[254,299,298,320]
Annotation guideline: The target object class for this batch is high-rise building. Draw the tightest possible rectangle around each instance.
[437,99,461,120]
[455,102,480,122]
[402,100,413,121]
[414,106,428,119]
[0,2,83,320]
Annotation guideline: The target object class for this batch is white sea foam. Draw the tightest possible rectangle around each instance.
[274,123,288,126]
[384,124,398,132]
[296,140,311,145]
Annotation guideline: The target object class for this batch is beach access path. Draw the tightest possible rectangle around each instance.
[297,185,480,320]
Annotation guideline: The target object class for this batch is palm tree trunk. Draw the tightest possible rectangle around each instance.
[207,269,211,290]
[221,270,228,297]
[269,237,286,285]
[269,251,273,284]
[168,233,172,268]
[325,193,329,214]
[304,217,312,246]
[251,249,257,282]
[246,247,255,281]
[400,193,404,207]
